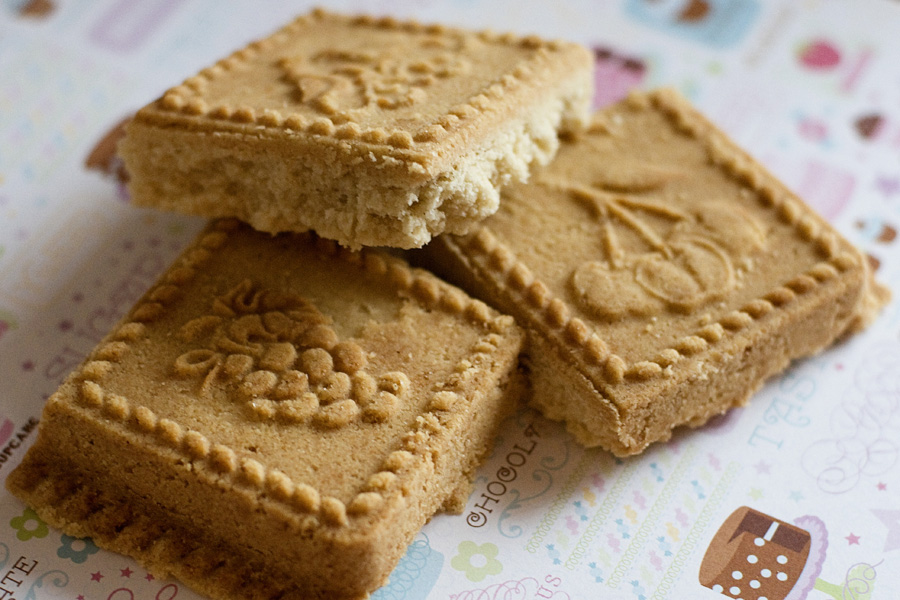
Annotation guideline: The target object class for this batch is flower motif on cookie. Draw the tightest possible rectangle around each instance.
[173,279,409,428]
[544,163,767,320]
[277,39,470,118]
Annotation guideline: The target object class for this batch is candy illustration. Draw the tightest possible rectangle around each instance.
[701,507,879,599]
[798,39,841,70]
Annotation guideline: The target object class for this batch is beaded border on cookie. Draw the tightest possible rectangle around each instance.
[151,8,569,151]
[72,218,516,529]
[450,88,862,386]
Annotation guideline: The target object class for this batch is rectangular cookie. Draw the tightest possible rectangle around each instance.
[419,89,888,457]
[119,9,593,249]
[6,220,524,600]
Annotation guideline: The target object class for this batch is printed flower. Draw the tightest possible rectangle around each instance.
[57,534,100,564]
[450,541,503,582]
[10,507,49,541]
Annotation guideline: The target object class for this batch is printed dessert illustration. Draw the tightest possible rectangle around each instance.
[0,309,16,341]
[12,0,55,18]
[701,507,880,600]
[84,117,131,184]
[854,113,884,140]
[797,39,841,70]
[592,46,647,108]
[787,34,875,95]
[700,506,812,599]
[623,0,761,49]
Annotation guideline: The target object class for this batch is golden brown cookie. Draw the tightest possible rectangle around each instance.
[6,220,524,600]
[119,9,593,249]
[419,89,888,457]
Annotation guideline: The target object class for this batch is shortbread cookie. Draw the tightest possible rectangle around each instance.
[419,89,888,456]
[119,9,593,249]
[6,220,524,600]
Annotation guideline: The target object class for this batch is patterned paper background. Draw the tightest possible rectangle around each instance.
[1,1,899,599]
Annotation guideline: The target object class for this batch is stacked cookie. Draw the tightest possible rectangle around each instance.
[6,8,886,600]
[420,89,888,456]
[8,10,593,600]
[120,9,594,249]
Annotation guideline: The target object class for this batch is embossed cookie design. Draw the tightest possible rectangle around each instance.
[542,166,767,319]
[6,220,525,600]
[421,89,888,456]
[174,279,409,426]
[119,9,594,249]
[277,42,470,115]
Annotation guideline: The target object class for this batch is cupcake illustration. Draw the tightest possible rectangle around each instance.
[700,507,878,599]
[624,0,761,49]
[791,36,873,94]
[592,46,647,109]
[85,116,131,183]
[8,0,55,18]
[850,112,900,151]
[0,417,14,447]
[797,39,841,71]
[854,113,885,141]
[0,309,16,339]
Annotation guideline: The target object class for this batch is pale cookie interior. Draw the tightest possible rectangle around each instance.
[120,9,594,249]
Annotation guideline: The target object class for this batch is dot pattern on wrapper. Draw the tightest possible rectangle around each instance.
[698,507,814,600]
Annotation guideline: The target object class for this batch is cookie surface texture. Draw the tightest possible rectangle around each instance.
[6,220,524,600]
[119,9,593,249]
[421,89,888,457]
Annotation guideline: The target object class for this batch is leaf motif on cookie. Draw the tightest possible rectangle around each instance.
[173,279,408,427]
[543,163,767,320]
[278,52,371,116]
[277,39,470,117]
